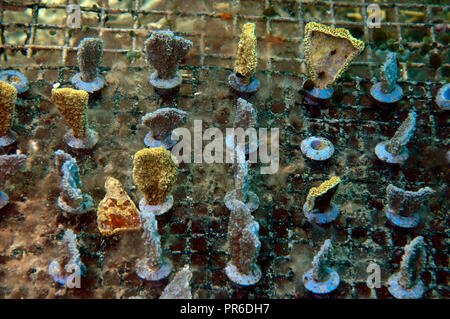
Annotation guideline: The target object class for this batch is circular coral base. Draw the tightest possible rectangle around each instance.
[301,136,335,161]
[385,209,420,228]
[139,195,174,216]
[136,259,172,281]
[387,273,425,299]
[225,262,261,286]
[64,129,99,151]
[57,195,92,215]
[303,203,339,224]
[149,71,182,91]
[228,73,260,95]
[0,130,17,148]
[0,190,9,210]
[374,141,409,164]
[224,189,259,212]
[0,70,29,94]
[71,73,105,93]
[370,82,403,104]
[144,130,178,149]
[303,268,340,294]
[436,83,449,110]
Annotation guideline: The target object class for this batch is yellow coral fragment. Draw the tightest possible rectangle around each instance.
[51,88,89,138]
[304,22,365,89]
[234,22,258,79]
[133,147,178,205]
[97,177,141,237]
[306,176,341,212]
[0,81,17,136]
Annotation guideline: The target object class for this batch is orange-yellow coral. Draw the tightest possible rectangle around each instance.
[97,177,141,237]
[234,22,258,80]
[133,147,178,205]
[304,22,365,89]
[0,81,17,136]
[51,88,89,138]
[305,176,341,212]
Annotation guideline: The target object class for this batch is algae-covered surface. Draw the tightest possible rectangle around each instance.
[0,0,448,299]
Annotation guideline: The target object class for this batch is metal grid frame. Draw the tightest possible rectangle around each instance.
[0,0,448,299]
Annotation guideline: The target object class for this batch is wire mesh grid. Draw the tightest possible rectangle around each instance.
[0,0,448,299]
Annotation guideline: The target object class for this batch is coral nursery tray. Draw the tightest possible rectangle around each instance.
[0,0,448,299]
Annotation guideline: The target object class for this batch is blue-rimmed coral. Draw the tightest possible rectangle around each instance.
[141,108,188,149]
[144,30,193,93]
[225,199,261,286]
[370,52,404,108]
[303,239,340,295]
[133,147,178,216]
[303,22,364,104]
[375,110,416,164]
[54,150,93,215]
[385,184,435,228]
[387,236,427,299]
[136,211,172,281]
[301,136,335,161]
[303,176,341,224]
[71,37,105,93]
[0,70,29,94]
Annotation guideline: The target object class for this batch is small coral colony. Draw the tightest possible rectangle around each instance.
[0,18,446,299]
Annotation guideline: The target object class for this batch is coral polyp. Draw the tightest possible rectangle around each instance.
[301,136,335,161]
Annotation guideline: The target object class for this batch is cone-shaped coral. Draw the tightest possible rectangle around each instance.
[304,22,365,90]
[0,80,18,147]
[160,265,192,299]
[52,87,98,150]
[371,52,403,105]
[303,176,341,224]
[133,147,178,215]
[375,111,417,164]
[225,199,261,286]
[97,177,141,236]
[387,236,427,299]
[303,239,340,294]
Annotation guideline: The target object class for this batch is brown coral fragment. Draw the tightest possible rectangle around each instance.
[97,177,141,236]
[51,88,89,138]
[304,22,365,89]
[133,147,178,205]
[234,22,258,80]
[0,81,17,137]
